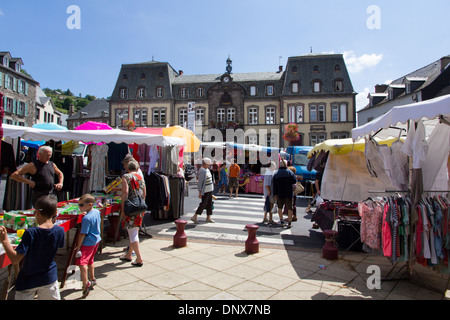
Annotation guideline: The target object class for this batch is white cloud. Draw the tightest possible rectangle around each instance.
[343,51,383,73]
[356,87,370,111]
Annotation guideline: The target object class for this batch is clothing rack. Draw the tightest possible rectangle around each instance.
[362,190,449,294]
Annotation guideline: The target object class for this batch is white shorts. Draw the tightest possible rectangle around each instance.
[127,227,139,244]
[15,280,60,300]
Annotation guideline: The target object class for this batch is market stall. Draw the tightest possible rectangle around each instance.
[305,136,402,251]
[0,194,121,298]
[200,141,281,194]
[350,94,450,283]
[1,125,187,298]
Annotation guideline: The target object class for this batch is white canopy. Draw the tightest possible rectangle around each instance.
[352,94,450,140]
[2,124,185,147]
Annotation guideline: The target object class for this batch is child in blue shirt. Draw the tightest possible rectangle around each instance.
[75,194,102,298]
[0,195,65,300]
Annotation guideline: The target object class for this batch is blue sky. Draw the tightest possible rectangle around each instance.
[1,0,449,111]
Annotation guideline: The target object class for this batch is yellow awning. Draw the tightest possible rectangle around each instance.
[307,137,401,158]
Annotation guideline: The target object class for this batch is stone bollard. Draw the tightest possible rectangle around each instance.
[245,224,259,254]
[322,230,339,260]
[173,219,188,248]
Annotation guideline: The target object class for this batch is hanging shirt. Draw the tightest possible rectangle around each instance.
[400,120,428,169]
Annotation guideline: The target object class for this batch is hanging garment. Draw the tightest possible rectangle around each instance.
[358,200,384,250]
[400,120,428,169]
[422,122,450,190]
[89,144,109,192]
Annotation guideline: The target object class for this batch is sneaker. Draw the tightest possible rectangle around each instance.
[262,218,269,224]
[82,281,92,298]
[268,220,275,225]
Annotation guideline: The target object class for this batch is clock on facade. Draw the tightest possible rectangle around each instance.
[223,76,230,83]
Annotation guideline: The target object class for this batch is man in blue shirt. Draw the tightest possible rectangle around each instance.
[75,194,101,298]
[272,159,297,228]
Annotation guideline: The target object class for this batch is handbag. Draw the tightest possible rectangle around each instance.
[124,195,147,217]
[123,173,147,217]
[294,181,305,195]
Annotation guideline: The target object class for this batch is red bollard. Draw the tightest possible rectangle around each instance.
[245,224,259,254]
[173,219,188,248]
[322,230,339,260]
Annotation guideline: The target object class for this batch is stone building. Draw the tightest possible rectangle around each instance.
[358,55,450,126]
[0,51,38,127]
[109,53,356,147]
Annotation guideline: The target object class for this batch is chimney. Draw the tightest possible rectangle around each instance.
[278,65,283,72]
[375,84,388,93]
[179,70,184,75]
[440,56,450,71]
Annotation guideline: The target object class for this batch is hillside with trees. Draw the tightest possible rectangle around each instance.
[42,88,97,114]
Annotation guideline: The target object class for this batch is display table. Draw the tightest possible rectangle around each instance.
[311,201,359,231]
[0,197,121,297]
[244,175,264,194]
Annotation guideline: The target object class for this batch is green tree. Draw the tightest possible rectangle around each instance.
[62,97,74,110]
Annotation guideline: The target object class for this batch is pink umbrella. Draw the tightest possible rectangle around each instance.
[75,121,112,145]
[75,121,112,130]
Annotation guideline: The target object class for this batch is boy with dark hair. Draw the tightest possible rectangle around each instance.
[0,195,65,300]
[75,193,102,298]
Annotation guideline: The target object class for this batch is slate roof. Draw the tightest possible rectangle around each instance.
[360,55,450,111]
[109,54,356,101]
[67,99,109,120]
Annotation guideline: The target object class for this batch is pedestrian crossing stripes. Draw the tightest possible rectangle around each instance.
[157,195,296,246]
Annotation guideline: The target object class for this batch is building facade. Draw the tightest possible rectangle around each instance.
[0,51,38,127]
[109,54,356,147]
[35,86,62,126]
[66,98,110,129]
[358,55,450,126]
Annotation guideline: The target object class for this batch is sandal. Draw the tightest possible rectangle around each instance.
[82,281,92,298]
[120,254,132,262]
[132,261,143,267]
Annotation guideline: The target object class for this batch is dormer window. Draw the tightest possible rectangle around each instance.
[122,74,128,80]
[120,88,128,99]
[3,57,8,67]
[137,87,146,98]
[334,80,343,92]
[197,87,204,98]
[335,64,340,71]
[313,65,319,73]
[140,73,146,80]
[266,85,274,96]
[180,87,187,98]
[249,85,257,96]
[291,81,299,93]
[313,80,321,93]
[15,64,21,72]
[292,66,298,74]
[159,72,164,79]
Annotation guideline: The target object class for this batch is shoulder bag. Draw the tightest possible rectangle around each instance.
[123,173,147,217]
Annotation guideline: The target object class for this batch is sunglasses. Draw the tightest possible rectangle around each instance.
[78,202,89,207]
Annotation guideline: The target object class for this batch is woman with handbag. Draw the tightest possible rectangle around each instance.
[120,160,146,267]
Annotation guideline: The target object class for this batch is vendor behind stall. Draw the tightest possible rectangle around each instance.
[11,146,64,208]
